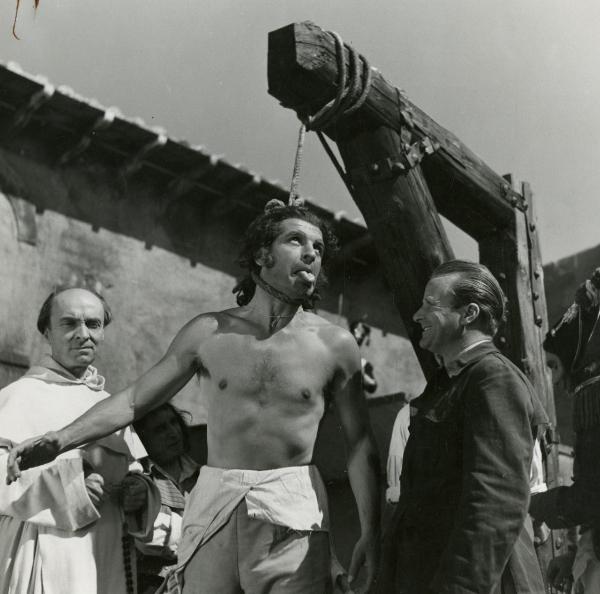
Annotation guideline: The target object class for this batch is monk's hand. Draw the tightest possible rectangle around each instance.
[6,431,62,484]
[348,532,380,593]
[121,473,148,512]
[85,472,106,509]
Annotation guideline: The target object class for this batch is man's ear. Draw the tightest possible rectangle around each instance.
[255,247,274,269]
[254,247,266,268]
[462,303,480,326]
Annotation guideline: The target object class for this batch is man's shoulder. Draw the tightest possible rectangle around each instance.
[297,314,361,370]
[464,348,535,396]
[299,311,355,343]
[176,311,224,338]
[0,375,38,398]
[469,348,524,377]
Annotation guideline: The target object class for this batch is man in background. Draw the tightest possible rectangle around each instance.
[350,320,378,395]
[133,403,200,594]
[530,268,600,592]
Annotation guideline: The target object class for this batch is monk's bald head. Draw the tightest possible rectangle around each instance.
[38,287,112,376]
[37,287,112,335]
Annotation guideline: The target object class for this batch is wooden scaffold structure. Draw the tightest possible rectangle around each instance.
[267,19,559,566]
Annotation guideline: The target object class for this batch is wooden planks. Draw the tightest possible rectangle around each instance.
[479,175,558,517]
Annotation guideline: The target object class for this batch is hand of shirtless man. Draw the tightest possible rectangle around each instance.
[8,200,381,593]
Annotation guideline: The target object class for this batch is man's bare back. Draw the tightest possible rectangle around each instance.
[184,308,356,469]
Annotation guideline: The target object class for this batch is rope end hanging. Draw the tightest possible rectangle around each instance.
[288,122,306,206]
[286,29,373,205]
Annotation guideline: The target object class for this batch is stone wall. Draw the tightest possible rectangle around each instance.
[0,144,425,424]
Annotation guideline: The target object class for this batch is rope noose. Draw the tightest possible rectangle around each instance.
[287,30,373,205]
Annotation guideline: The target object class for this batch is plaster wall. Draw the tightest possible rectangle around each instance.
[0,141,424,425]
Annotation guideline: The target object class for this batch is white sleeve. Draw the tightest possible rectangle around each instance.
[386,406,410,503]
[135,507,184,556]
[529,439,548,494]
[124,473,163,539]
[0,449,100,531]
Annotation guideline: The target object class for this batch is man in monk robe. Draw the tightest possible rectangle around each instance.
[0,287,160,594]
[7,201,381,594]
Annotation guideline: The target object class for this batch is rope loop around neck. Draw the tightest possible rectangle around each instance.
[251,271,311,309]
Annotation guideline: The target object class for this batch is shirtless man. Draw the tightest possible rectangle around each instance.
[7,200,380,594]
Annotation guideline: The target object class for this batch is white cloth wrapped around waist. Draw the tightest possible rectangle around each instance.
[178,464,329,569]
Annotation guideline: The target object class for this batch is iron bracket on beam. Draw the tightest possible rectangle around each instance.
[347,136,437,186]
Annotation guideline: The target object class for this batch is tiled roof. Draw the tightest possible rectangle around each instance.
[0,61,371,254]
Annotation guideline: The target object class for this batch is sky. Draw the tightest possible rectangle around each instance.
[0,0,598,263]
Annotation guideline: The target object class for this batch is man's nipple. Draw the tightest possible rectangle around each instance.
[218,378,228,390]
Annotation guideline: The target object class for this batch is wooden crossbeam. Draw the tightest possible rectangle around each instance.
[268,21,526,239]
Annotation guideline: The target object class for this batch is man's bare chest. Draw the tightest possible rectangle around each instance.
[199,331,336,397]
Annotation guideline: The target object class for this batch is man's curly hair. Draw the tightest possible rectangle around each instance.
[233,201,338,307]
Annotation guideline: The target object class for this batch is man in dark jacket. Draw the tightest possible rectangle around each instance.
[529,268,600,592]
[378,260,547,594]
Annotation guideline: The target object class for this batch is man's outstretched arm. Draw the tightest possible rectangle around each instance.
[333,332,381,593]
[7,316,212,482]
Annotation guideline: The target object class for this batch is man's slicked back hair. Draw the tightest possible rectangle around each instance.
[37,285,113,335]
[431,260,507,336]
[233,202,338,307]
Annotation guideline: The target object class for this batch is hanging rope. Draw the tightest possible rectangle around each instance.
[288,30,372,205]
[288,123,306,205]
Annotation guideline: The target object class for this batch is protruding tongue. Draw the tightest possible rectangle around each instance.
[297,270,315,283]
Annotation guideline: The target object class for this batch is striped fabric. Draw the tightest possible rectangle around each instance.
[574,381,600,431]
[147,455,200,511]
